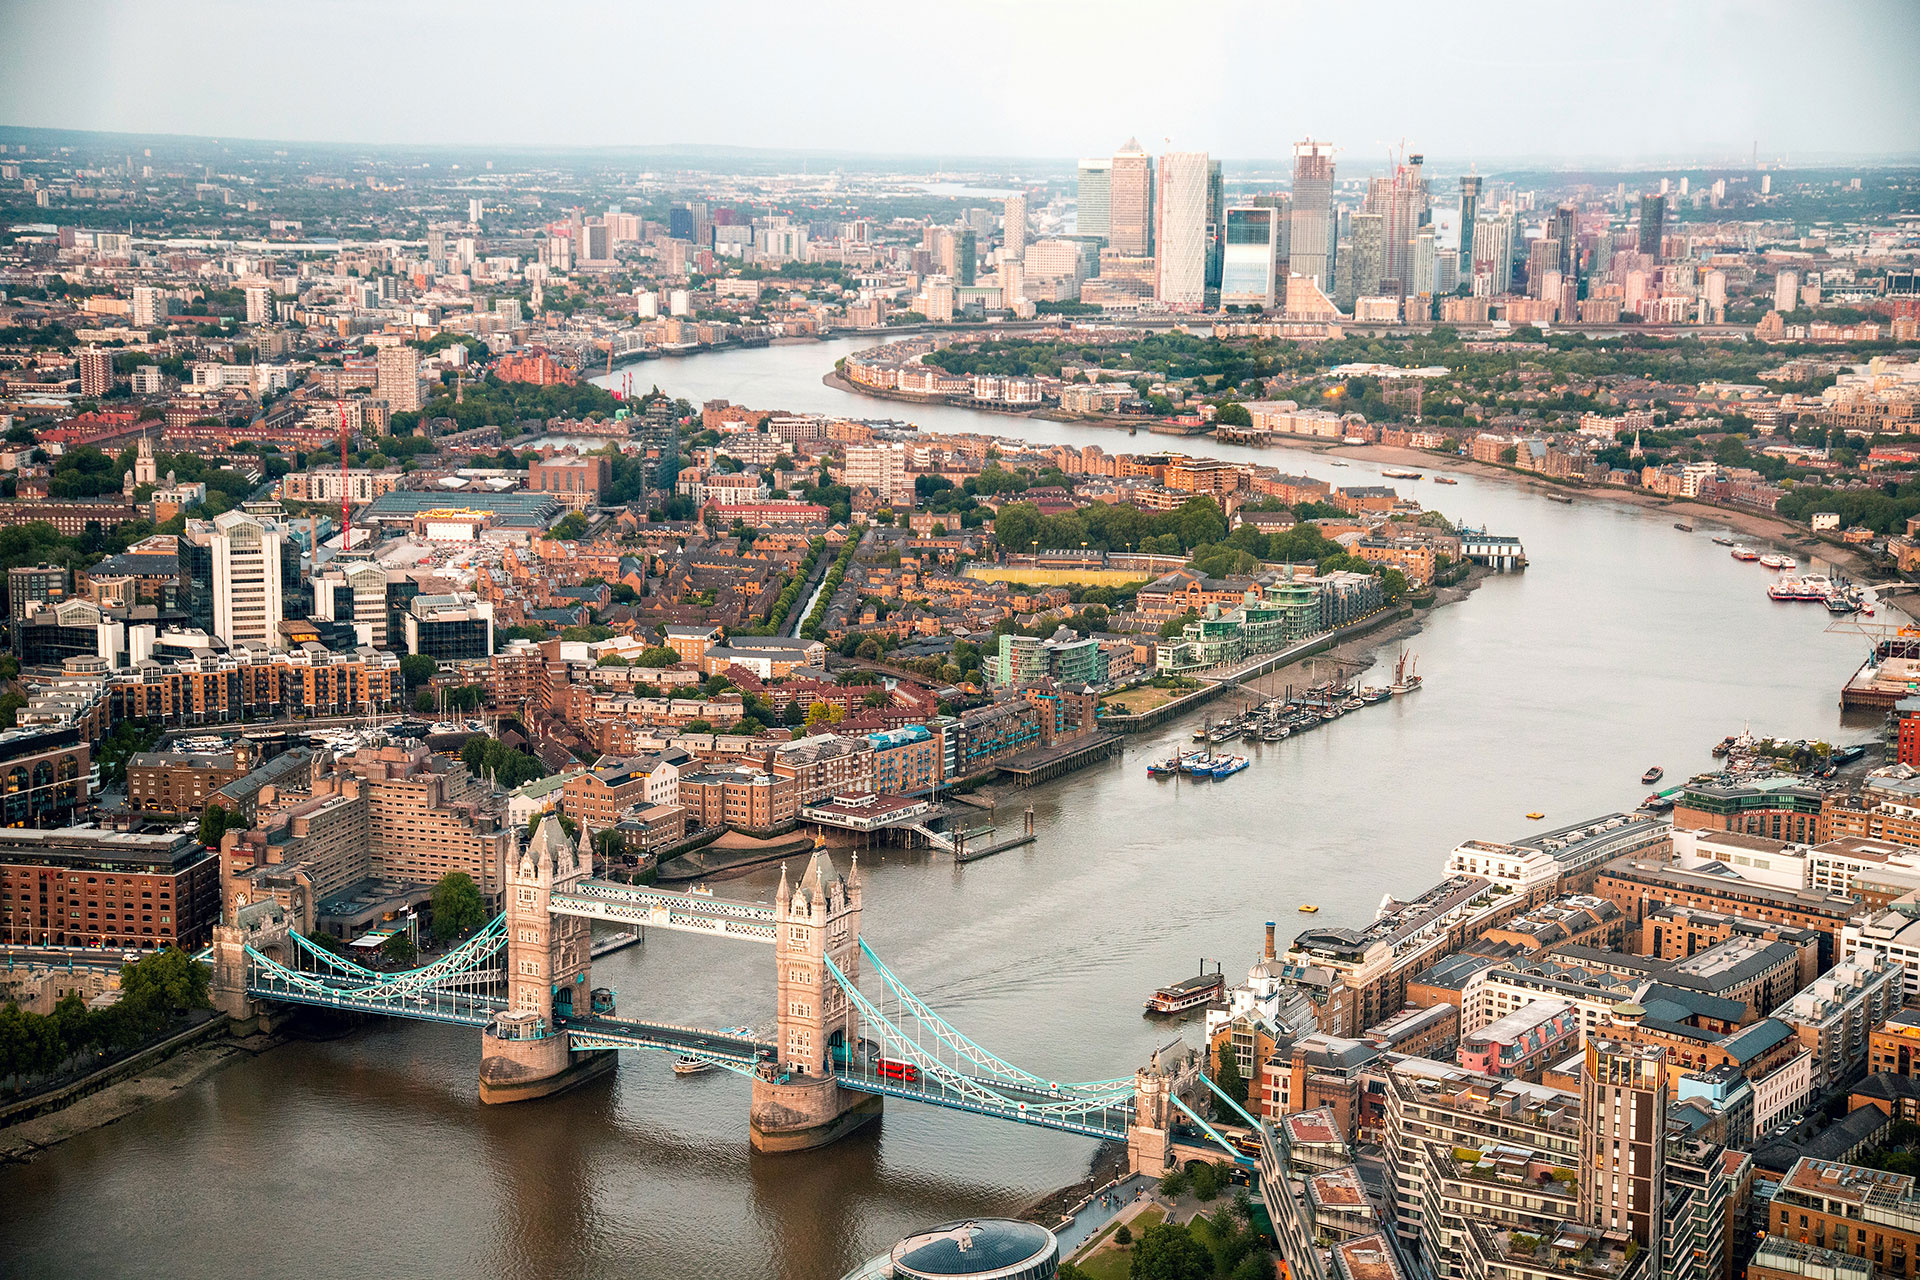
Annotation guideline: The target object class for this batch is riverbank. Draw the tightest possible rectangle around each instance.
[1321,441,1892,581]
[822,366,1150,433]
[0,1029,276,1164]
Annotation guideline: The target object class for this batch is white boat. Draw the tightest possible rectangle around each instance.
[674,1026,754,1075]
[1759,553,1792,570]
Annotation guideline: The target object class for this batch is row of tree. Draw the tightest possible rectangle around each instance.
[0,949,212,1090]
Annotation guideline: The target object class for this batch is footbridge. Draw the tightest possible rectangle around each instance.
[209,815,1245,1167]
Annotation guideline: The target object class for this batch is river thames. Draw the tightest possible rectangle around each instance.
[0,338,1877,1280]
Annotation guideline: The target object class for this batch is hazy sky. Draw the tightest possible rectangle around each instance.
[4,0,1918,165]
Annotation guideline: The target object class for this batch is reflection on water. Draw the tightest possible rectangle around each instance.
[0,341,1873,1280]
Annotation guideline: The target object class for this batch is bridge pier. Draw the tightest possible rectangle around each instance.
[479,1015,615,1104]
[750,1076,883,1153]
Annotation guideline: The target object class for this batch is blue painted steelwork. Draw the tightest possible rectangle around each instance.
[833,1067,1130,1140]
[1197,1070,1263,1130]
[1169,1093,1256,1168]
[823,951,1135,1140]
[858,940,1132,1091]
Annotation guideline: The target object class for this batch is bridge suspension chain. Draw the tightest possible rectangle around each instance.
[825,953,1134,1122]
[857,940,1133,1092]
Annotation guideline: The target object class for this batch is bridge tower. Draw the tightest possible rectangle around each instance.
[750,848,883,1152]
[478,815,614,1103]
[1127,1043,1200,1175]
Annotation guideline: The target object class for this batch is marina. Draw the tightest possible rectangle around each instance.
[1164,656,1424,779]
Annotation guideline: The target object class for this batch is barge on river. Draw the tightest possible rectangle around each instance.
[1145,963,1224,1015]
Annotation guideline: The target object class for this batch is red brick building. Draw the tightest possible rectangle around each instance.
[0,828,221,950]
[492,346,577,386]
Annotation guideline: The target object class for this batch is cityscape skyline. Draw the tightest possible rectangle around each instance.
[3,0,1920,163]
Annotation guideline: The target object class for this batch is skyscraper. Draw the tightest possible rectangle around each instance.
[1155,152,1209,309]
[211,510,285,648]
[1474,212,1515,293]
[78,347,113,399]
[1340,212,1384,307]
[956,230,977,286]
[1457,175,1482,275]
[1552,203,1578,281]
[1774,270,1799,313]
[1289,140,1336,291]
[1109,139,1154,256]
[1637,194,1665,258]
[1365,154,1430,297]
[1204,159,1225,291]
[1220,206,1279,308]
[1002,193,1027,261]
[1076,159,1111,240]
[1578,1038,1668,1278]
[376,345,422,413]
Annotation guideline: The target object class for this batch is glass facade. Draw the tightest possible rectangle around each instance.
[1221,207,1278,307]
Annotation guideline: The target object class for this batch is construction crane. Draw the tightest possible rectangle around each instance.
[336,401,352,554]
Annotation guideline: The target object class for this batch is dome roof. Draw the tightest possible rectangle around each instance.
[890,1219,1056,1279]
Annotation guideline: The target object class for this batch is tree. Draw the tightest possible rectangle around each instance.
[1189,1161,1223,1202]
[399,653,438,691]
[1128,1221,1212,1280]
[1215,1042,1249,1107]
[548,512,590,541]
[1214,401,1252,427]
[119,948,211,1023]
[636,646,681,668]
[431,872,487,940]
[1115,1224,1133,1246]
[198,803,243,848]
[380,933,418,966]
[1498,445,1519,464]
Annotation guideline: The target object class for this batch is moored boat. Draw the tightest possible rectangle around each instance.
[1711,536,1734,546]
[1730,545,1759,561]
[1145,965,1225,1015]
[1674,523,1693,531]
[1434,476,1458,485]
[1641,766,1664,784]
[1382,469,1423,480]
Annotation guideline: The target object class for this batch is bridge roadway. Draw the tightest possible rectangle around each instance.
[830,1064,1134,1140]
[244,968,507,1027]
[559,1014,775,1065]
[547,879,777,943]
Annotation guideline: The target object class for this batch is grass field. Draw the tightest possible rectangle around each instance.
[1100,685,1187,715]
[962,566,1151,588]
[1072,1206,1166,1280]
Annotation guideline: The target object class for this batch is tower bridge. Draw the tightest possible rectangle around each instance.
[208,814,1247,1169]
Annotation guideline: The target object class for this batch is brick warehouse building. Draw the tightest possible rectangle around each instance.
[0,827,220,950]
[0,725,92,827]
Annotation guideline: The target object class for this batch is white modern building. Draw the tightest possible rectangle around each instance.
[211,510,285,647]
[1155,151,1210,310]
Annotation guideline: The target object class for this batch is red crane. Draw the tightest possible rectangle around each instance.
[336,402,352,553]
